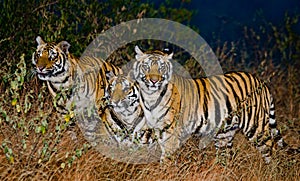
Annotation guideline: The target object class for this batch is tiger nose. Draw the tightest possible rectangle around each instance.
[149,74,159,84]
[111,100,123,107]
[37,65,46,71]
[150,79,158,84]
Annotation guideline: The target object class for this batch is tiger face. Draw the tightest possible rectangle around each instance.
[32,36,70,81]
[105,75,140,113]
[133,46,173,92]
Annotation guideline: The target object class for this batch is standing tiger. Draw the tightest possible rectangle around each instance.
[32,36,122,113]
[102,74,154,146]
[132,45,286,163]
[32,36,122,144]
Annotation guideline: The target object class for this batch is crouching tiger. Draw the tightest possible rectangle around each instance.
[99,74,163,163]
[132,45,288,163]
[102,74,155,146]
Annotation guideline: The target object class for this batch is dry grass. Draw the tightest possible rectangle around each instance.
[1,123,299,180]
[1,33,300,180]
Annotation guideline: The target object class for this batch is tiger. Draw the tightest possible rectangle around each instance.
[32,36,122,113]
[32,36,122,144]
[102,74,154,146]
[132,45,287,163]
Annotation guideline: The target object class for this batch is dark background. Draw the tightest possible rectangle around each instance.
[154,0,300,43]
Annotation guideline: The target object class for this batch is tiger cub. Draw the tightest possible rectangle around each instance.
[133,45,285,163]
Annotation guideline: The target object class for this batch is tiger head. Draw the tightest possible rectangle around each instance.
[133,46,173,92]
[32,36,71,81]
[105,75,140,113]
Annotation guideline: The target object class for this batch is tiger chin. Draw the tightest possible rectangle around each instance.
[132,45,294,164]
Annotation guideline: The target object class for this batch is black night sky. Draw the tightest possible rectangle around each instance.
[155,0,300,43]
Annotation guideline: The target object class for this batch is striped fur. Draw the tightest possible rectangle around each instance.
[32,36,122,114]
[102,75,154,146]
[133,45,284,163]
[32,36,125,147]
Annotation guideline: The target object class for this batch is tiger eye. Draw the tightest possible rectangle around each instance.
[142,64,149,71]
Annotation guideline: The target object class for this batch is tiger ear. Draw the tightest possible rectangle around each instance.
[36,36,46,46]
[105,71,117,82]
[58,41,71,54]
[134,45,145,60]
[167,52,173,60]
[162,47,173,59]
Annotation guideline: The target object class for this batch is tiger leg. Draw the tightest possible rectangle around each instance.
[249,97,285,163]
[268,96,285,148]
[249,126,279,163]
[214,115,239,163]
[157,129,181,163]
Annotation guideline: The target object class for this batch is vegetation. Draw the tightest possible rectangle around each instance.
[0,0,299,180]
